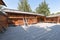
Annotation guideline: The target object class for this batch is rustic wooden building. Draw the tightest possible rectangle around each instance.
[45,14,60,23]
[0,0,7,32]
[4,9,45,26]
[0,11,8,32]
[2,8,60,27]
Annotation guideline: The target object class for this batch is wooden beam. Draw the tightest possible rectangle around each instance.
[44,17,46,22]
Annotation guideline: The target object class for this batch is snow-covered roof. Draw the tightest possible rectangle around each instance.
[3,8,44,16]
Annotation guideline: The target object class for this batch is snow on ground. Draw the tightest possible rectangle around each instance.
[22,23,60,33]
[27,23,60,28]
[35,23,60,27]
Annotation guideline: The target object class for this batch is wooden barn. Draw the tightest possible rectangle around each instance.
[4,9,45,26]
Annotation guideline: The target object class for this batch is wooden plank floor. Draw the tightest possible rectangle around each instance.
[0,24,60,40]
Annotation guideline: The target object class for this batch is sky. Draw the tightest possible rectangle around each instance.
[3,0,60,14]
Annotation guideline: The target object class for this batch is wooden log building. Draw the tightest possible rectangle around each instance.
[0,11,8,32]
[2,9,60,26]
[0,0,7,32]
[45,14,60,23]
[4,9,45,26]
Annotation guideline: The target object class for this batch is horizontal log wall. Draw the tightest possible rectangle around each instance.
[0,15,8,27]
[0,15,8,32]
[45,17,57,23]
[7,12,38,26]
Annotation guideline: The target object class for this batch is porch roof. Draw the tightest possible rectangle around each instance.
[3,8,44,16]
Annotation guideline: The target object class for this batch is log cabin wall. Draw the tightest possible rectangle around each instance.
[58,16,60,23]
[0,0,7,32]
[25,14,38,25]
[7,12,24,26]
[6,12,39,26]
[6,11,60,25]
[0,15,8,27]
[0,12,8,32]
[56,16,60,23]
[45,17,57,23]
[37,16,46,23]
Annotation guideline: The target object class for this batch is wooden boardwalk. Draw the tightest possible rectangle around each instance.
[0,24,60,40]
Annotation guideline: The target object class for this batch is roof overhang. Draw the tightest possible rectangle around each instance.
[46,14,60,18]
[3,8,44,16]
[0,10,7,16]
[0,0,6,6]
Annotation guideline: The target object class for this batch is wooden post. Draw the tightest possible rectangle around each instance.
[36,16,38,23]
[23,17,28,26]
[44,17,46,22]
[57,17,59,23]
